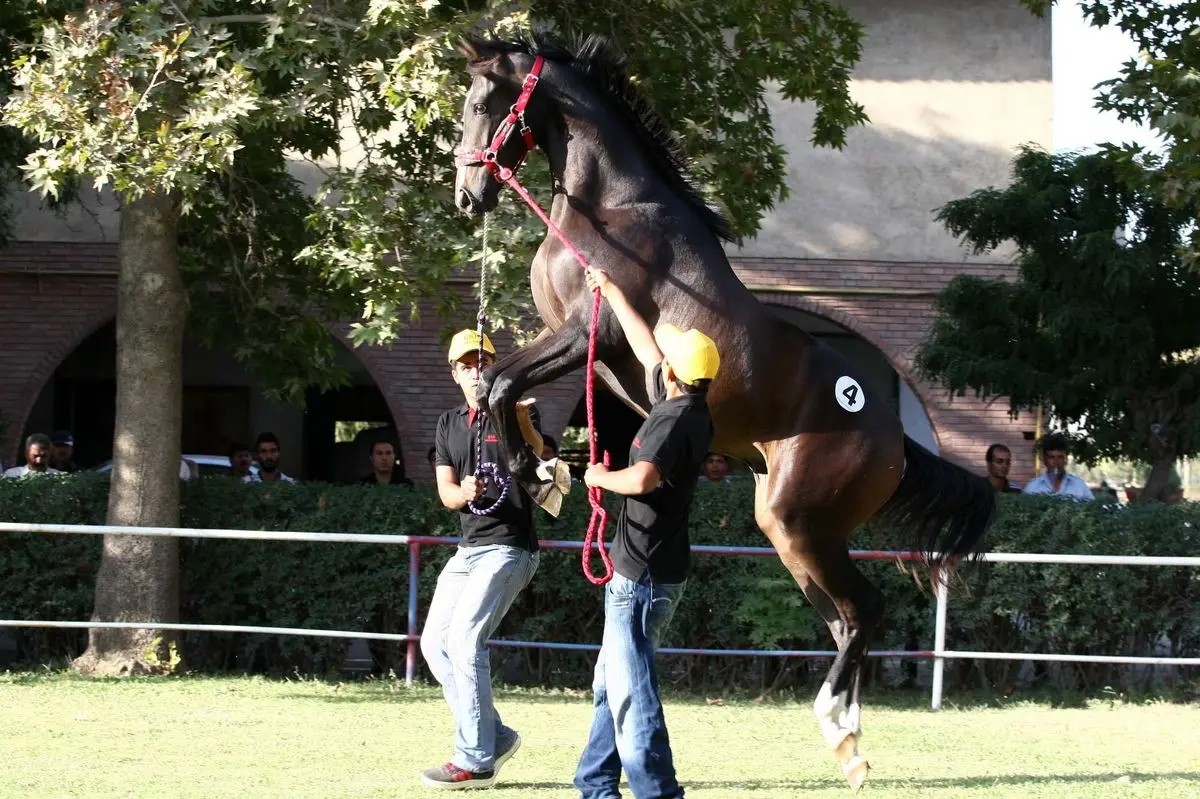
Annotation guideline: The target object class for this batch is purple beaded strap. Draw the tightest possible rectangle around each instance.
[467,216,512,517]
[468,460,512,515]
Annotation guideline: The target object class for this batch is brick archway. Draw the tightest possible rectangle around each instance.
[324,323,426,481]
[0,297,418,472]
[758,292,944,449]
[0,280,117,465]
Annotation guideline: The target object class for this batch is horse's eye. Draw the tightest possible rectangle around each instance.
[473,103,487,115]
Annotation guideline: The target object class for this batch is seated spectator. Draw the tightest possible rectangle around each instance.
[1023,434,1093,501]
[700,452,733,484]
[984,444,1022,493]
[228,443,255,480]
[3,434,60,478]
[50,430,80,473]
[244,432,297,484]
[358,441,413,486]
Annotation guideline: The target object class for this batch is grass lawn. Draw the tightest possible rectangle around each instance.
[1,673,1198,798]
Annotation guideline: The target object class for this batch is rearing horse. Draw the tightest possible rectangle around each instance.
[453,32,994,791]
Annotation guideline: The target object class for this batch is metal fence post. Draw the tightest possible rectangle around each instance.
[931,570,949,711]
[406,542,421,686]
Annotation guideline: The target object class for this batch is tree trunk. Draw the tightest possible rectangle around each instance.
[1139,453,1178,503]
[73,190,188,677]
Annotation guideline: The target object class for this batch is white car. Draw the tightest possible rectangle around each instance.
[93,454,259,478]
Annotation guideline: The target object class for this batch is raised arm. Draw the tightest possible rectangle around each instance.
[586,268,663,371]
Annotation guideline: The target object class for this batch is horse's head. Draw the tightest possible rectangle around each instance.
[454,38,547,215]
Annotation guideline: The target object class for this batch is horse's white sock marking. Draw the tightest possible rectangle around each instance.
[843,701,861,738]
[814,681,853,749]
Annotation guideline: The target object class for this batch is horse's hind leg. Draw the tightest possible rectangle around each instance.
[754,474,882,793]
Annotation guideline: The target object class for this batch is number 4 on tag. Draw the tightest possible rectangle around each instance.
[835,376,865,413]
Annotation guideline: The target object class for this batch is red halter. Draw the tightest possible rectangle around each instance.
[453,56,544,183]
[454,55,615,587]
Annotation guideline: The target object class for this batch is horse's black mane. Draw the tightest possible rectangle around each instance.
[466,29,736,243]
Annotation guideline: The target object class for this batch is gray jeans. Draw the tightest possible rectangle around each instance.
[420,544,539,771]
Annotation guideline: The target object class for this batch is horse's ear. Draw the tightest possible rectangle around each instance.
[458,38,499,70]
[457,38,481,60]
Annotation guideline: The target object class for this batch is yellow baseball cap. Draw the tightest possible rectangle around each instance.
[654,324,720,385]
[447,329,496,363]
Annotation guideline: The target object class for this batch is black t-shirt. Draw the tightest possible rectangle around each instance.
[611,365,713,584]
[435,404,539,552]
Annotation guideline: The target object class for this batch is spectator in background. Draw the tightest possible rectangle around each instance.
[245,432,297,484]
[228,443,255,480]
[984,444,1022,493]
[3,434,60,479]
[50,430,80,473]
[1023,434,1093,501]
[700,452,733,484]
[358,440,413,486]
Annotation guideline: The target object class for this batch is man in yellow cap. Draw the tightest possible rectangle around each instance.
[421,329,541,790]
[574,267,717,799]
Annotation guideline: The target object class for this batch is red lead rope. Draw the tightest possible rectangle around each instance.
[455,56,614,585]
[504,178,614,587]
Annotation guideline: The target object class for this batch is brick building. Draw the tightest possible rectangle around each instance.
[0,0,1045,484]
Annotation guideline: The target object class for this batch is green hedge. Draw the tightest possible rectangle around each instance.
[1,474,1197,694]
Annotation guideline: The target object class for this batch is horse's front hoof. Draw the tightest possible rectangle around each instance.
[836,735,870,793]
[843,756,869,793]
[526,480,566,517]
[535,457,573,496]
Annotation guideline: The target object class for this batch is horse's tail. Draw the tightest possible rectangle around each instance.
[876,434,995,565]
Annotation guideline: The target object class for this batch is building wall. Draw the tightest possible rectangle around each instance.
[744,0,1051,262]
[0,0,1051,484]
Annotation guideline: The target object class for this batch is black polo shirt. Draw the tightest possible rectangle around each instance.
[434,404,539,552]
[611,365,713,584]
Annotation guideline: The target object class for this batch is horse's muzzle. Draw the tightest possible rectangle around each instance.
[457,186,482,214]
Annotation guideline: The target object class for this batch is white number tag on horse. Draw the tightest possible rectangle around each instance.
[835,376,864,413]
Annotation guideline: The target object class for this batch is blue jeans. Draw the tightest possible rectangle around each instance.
[574,572,687,799]
[420,544,539,772]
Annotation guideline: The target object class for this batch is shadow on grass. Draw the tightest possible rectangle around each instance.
[502,772,1200,793]
[687,772,1200,791]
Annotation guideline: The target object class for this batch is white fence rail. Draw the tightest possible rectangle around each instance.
[2,521,1198,710]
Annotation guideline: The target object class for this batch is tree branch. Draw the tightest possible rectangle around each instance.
[164,0,192,25]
